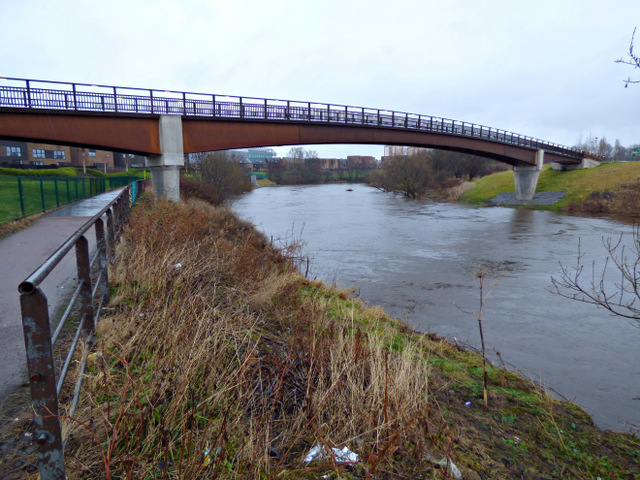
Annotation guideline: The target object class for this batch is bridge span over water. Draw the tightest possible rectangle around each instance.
[0,77,598,201]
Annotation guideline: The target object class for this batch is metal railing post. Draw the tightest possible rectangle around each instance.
[106,209,115,262]
[94,218,110,304]
[17,176,25,218]
[113,87,118,112]
[75,236,95,340]
[26,79,32,108]
[39,177,46,213]
[20,287,66,479]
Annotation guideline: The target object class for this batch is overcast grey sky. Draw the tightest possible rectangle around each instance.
[2,0,638,158]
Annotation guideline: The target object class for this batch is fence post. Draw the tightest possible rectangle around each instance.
[17,176,25,218]
[106,209,115,262]
[75,236,95,341]
[20,287,66,479]
[39,177,46,213]
[54,178,59,207]
[94,218,110,304]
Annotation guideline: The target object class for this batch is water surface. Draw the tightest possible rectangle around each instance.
[232,183,640,431]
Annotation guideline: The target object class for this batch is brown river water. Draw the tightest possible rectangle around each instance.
[232,183,640,432]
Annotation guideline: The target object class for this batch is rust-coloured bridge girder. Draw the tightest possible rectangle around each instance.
[0,77,596,201]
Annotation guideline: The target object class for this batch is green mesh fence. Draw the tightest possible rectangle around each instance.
[0,175,138,224]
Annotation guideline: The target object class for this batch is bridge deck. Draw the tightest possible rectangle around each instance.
[0,77,589,161]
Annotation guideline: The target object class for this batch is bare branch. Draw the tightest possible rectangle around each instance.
[550,227,640,324]
[616,28,640,87]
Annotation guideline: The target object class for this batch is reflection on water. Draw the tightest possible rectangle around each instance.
[232,183,640,432]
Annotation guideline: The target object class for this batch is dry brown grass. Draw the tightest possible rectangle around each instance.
[567,177,640,217]
[55,198,640,480]
[62,199,438,479]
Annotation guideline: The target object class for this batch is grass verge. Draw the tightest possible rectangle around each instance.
[461,161,640,214]
[29,198,634,480]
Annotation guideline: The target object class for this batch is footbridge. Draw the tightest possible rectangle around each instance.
[0,77,598,201]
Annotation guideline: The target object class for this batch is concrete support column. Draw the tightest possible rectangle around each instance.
[514,149,544,202]
[146,115,184,202]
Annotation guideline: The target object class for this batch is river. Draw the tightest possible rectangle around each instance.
[231,183,640,432]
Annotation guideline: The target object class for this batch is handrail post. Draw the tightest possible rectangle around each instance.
[94,218,110,304]
[212,95,216,117]
[239,97,244,118]
[308,102,311,120]
[377,110,380,126]
[264,99,268,119]
[26,79,32,108]
[106,209,115,262]
[113,87,118,112]
[344,106,348,123]
[182,92,186,116]
[150,90,154,115]
[75,236,95,340]
[20,287,66,479]
[286,101,290,120]
[72,83,77,110]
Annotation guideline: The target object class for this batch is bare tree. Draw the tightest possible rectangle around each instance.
[551,227,640,325]
[201,151,251,204]
[616,27,640,88]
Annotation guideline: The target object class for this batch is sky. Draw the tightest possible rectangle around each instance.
[1,0,638,159]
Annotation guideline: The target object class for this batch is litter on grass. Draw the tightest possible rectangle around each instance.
[304,445,359,463]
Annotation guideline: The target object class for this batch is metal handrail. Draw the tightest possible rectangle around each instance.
[18,180,145,480]
[0,76,590,160]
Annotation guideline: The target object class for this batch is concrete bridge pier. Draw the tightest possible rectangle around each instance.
[146,116,184,202]
[514,149,544,202]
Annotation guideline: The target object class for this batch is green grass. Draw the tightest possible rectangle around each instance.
[0,166,78,177]
[0,175,139,224]
[462,162,640,210]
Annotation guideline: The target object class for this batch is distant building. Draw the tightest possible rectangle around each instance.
[113,152,146,170]
[0,139,147,171]
[383,146,425,157]
[248,148,277,170]
[317,158,345,170]
[346,155,377,169]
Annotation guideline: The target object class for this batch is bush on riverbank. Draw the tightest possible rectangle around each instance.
[58,199,640,479]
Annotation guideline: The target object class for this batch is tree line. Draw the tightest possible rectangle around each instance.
[368,149,506,198]
[267,147,373,185]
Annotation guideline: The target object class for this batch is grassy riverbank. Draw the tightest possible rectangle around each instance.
[461,161,640,215]
[45,198,638,479]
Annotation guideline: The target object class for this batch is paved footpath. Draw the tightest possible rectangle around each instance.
[0,190,122,402]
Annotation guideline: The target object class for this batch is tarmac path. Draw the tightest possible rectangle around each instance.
[0,190,122,401]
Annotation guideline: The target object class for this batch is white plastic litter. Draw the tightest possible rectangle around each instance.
[174,263,182,269]
[304,445,359,463]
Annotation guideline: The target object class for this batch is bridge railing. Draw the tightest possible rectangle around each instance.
[17,180,145,479]
[0,76,586,159]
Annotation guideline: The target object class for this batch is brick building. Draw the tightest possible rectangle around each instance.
[0,140,144,171]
